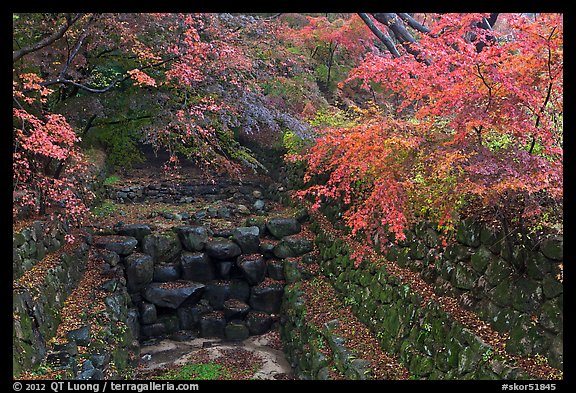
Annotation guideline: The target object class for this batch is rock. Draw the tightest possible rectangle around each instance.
[203,280,231,309]
[253,199,265,211]
[199,311,226,338]
[456,219,481,247]
[66,326,91,347]
[229,279,250,302]
[246,311,273,335]
[237,204,251,215]
[142,233,182,263]
[249,282,284,314]
[273,235,314,258]
[266,259,285,280]
[139,302,157,325]
[143,281,205,309]
[176,226,210,251]
[180,252,215,282]
[140,322,166,338]
[252,190,263,199]
[124,253,154,292]
[470,246,493,274]
[205,239,242,260]
[153,263,181,282]
[116,224,152,244]
[232,226,260,254]
[94,235,138,256]
[259,242,276,258]
[214,260,234,279]
[540,236,563,261]
[485,258,513,287]
[266,217,301,239]
[217,207,231,218]
[453,264,478,290]
[177,301,212,330]
[223,299,250,320]
[542,275,563,299]
[225,321,250,341]
[245,217,267,235]
[237,254,267,285]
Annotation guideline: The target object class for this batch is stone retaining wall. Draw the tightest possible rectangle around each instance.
[13,239,89,375]
[93,214,311,343]
[380,219,563,369]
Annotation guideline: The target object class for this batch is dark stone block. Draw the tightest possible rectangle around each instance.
[116,224,152,244]
[249,283,284,314]
[94,235,138,256]
[203,280,232,309]
[246,311,273,335]
[139,302,157,324]
[205,239,242,260]
[267,259,285,280]
[200,311,226,338]
[229,279,250,302]
[66,325,91,347]
[140,322,166,338]
[266,217,301,239]
[180,252,215,282]
[214,260,234,279]
[232,226,260,254]
[176,226,211,251]
[540,236,563,261]
[142,233,182,263]
[177,301,212,330]
[143,281,205,309]
[153,263,181,282]
[237,254,267,285]
[273,236,314,258]
[124,253,154,293]
[223,299,250,321]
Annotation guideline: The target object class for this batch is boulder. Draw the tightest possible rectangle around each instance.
[153,263,181,282]
[176,226,211,252]
[237,254,267,285]
[205,239,242,260]
[223,299,250,321]
[199,311,226,338]
[177,301,212,330]
[266,217,301,239]
[140,322,166,338]
[94,235,138,256]
[273,235,314,258]
[232,226,260,254]
[143,281,205,309]
[203,280,231,309]
[181,252,215,282]
[138,302,157,324]
[214,260,234,279]
[66,325,91,347]
[124,253,154,292]
[246,311,273,335]
[540,236,563,261]
[142,233,182,263]
[249,282,284,314]
[229,279,250,302]
[266,259,285,280]
[116,224,152,244]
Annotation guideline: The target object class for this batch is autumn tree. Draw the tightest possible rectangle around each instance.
[292,13,563,266]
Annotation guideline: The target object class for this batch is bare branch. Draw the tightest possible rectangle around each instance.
[13,13,86,62]
[397,13,431,34]
[358,13,401,58]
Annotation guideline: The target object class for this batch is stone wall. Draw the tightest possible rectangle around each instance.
[381,219,563,369]
[13,236,89,375]
[308,216,562,379]
[94,214,311,343]
[13,220,69,280]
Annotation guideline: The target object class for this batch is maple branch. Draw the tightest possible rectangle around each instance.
[476,63,493,111]
[13,13,85,62]
[371,13,431,65]
[397,13,431,34]
[358,13,401,58]
[59,14,99,80]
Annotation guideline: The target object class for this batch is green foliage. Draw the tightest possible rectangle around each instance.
[103,175,121,186]
[282,130,311,155]
[152,363,227,380]
[87,122,145,169]
[91,200,117,217]
[308,107,356,129]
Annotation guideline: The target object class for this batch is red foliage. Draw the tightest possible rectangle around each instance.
[295,13,563,264]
